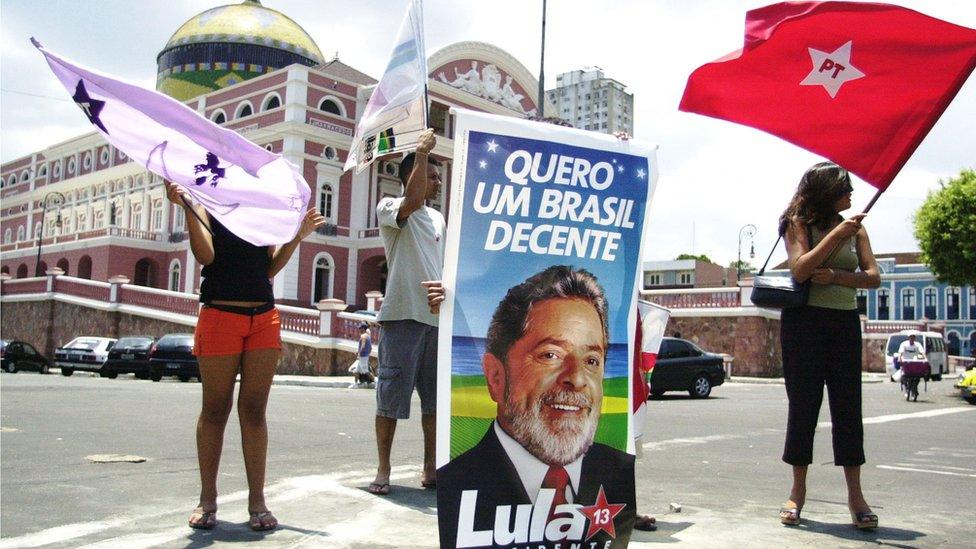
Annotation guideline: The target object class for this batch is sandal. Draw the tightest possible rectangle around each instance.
[248,510,278,532]
[634,514,658,531]
[850,510,878,530]
[368,482,390,495]
[188,507,217,530]
[779,505,801,526]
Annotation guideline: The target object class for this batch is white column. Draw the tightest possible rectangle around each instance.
[284,66,310,124]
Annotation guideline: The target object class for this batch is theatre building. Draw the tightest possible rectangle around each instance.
[0,0,552,311]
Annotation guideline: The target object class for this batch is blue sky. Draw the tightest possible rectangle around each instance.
[2,0,973,268]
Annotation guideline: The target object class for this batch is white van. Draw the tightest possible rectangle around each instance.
[884,330,948,381]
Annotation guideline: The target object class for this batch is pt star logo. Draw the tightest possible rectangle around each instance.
[72,80,109,134]
[799,40,865,98]
[579,485,626,540]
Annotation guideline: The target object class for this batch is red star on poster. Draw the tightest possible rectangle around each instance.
[578,485,627,540]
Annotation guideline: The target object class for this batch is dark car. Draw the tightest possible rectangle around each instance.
[648,337,726,398]
[1,339,54,374]
[148,333,199,382]
[54,337,117,376]
[102,336,157,379]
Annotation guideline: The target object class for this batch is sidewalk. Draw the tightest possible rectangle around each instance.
[728,372,889,385]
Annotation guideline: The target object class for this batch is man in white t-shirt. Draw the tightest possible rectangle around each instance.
[897,334,924,362]
[369,128,444,496]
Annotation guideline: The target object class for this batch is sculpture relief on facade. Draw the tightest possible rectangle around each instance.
[438,61,537,117]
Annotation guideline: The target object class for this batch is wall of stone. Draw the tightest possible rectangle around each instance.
[669,314,783,377]
[0,300,354,375]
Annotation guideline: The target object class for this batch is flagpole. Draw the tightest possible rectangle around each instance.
[537,0,547,115]
[860,188,884,215]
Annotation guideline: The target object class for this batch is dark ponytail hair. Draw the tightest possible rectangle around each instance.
[778,162,852,236]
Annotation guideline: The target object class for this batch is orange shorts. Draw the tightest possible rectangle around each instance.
[193,305,282,357]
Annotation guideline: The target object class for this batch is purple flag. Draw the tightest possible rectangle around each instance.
[33,38,311,246]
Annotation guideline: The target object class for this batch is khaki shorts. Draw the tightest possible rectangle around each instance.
[375,319,437,419]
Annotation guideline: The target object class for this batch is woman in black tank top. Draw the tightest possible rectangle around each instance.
[166,181,324,531]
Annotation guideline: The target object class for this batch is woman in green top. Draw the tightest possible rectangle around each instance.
[776,162,881,529]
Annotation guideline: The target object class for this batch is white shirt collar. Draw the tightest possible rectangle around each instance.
[493,422,583,503]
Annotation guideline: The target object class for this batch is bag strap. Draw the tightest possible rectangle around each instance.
[757,224,814,276]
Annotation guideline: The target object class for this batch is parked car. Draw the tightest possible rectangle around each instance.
[1,339,54,374]
[884,330,948,381]
[54,337,117,376]
[955,366,976,405]
[102,336,157,379]
[148,333,199,382]
[648,337,726,398]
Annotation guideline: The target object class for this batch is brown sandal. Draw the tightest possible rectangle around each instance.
[188,508,217,530]
[249,510,278,531]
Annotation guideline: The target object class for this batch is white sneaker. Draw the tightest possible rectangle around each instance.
[348,382,358,389]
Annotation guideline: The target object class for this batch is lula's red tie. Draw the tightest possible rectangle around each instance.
[542,465,570,519]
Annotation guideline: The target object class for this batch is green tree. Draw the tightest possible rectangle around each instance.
[675,253,712,263]
[729,260,754,273]
[913,169,976,285]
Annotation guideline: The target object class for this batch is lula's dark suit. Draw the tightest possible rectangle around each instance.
[437,424,635,549]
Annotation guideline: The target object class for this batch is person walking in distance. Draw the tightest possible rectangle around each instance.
[369,128,443,495]
[776,162,881,529]
[166,181,324,531]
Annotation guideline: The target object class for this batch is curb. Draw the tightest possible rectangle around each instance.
[728,374,888,385]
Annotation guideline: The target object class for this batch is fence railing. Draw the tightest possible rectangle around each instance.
[0,276,47,295]
[55,277,111,302]
[117,284,200,316]
[641,287,742,309]
[278,305,321,336]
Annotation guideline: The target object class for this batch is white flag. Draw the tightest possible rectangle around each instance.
[344,0,428,174]
[34,39,310,246]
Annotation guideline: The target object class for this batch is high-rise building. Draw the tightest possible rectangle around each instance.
[546,67,633,135]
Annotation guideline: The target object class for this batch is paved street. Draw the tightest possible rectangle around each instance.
[1,372,973,548]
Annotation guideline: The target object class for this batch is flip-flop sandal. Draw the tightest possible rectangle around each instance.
[368,482,390,495]
[850,511,878,530]
[249,511,278,532]
[188,509,217,530]
[779,506,801,526]
[634,515,658,531]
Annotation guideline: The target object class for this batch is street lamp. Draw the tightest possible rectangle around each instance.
[737,224,757,284]
[34,191,65,276]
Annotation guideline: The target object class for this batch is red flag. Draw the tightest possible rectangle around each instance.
[679,1,976,190]
[632,301,670,415]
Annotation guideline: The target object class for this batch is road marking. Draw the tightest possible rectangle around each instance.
[877,465,976,478]
[0,465,423,549]
[817,405,975,428]
[893,462,976,474]
[642,428,781,451]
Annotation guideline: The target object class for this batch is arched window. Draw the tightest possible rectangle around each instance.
[235,102,253,119]
[34,222,42,239]
[0,266,8,275]
[168,259,182,292]
[312,254,334,303]
[16,264,28,278]
[856,290,867,316]
[211,110,227,124]
[6,175,15,187]
[3,228,11,244]
[923,287,937,319]
[56,258,69,274]
[901,288,916,320]
[151,199,164,231]
[319,183,337,223]
[21,170,30,182]
[77,256,92,280]
[946,287,961,320]
[133,258,157,287]
[38,165,48,177]
[262,93,281,111]
[318,97,343,116]
[16,226,25,241]
[130,203,143,230]
[946,331,961,357]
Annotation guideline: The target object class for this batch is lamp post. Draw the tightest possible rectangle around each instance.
[34,191,65,276]
[737,224,757,284]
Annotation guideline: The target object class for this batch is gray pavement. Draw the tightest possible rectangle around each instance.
[1,370,973,548]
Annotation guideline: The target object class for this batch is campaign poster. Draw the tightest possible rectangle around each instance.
[437,109,659,549]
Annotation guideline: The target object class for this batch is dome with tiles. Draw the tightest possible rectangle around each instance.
[157,0,324,101]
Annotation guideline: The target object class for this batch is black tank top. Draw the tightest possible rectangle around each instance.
[199,216,274,303]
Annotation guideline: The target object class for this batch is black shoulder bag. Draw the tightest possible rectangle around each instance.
[750,226,814,310]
